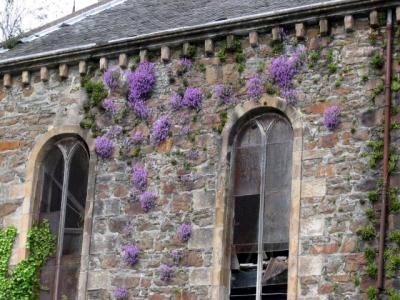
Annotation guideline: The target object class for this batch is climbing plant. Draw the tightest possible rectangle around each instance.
[0,220,55,300]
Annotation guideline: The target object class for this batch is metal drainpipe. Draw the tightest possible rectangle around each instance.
[377,8,393,291]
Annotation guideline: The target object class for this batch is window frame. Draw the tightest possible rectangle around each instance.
[229,113,293,299]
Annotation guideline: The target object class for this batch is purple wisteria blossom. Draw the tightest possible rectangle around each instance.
[215,84,236,105]
[170,250,182,265]
[102,98,118,115]
[106,125,123,138]
[131,164,147,191]
[178,223,192,242]
[114,287,128,300]
[103,67,120,91]
[323,105,341,130]
[122,244,140,266]
[151,115,171,145]
[181,125,191,135]
[131,130,146,144]
[95,135,113,158]
[159,264,174,282]
[139,190,156,212]
[246,74,264,100]
[182,87,202,110]
[281,88,298,106]
[170,93,183,110]
[127,62,156,118]
[176,58,193,75]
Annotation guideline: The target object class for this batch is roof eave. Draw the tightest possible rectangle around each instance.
[0,0,398,74]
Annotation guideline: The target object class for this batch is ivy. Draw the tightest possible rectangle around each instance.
[83,79,108,107]
[0,220,55,300]
[357,224,376,241]
[367,286,378,300]
[371,52,384,69]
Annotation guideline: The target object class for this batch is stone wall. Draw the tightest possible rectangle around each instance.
[0,15,396,299]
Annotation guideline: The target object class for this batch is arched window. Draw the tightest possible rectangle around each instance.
[35,136,90,300]
[230,112,293,300]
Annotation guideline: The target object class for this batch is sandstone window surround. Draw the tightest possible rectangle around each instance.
[17,126,96,300]
[211,96,302,300]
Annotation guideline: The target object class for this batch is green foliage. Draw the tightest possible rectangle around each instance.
[264,82,277,95]
[389,153,399,175]
[389,230,400,245]
[361,74,369,83]
[368,190,379,203]
[198,63,206,73]
[217,41,227,63]
[371,52,384,69]
[364,247,376,263]
[388,288,400,300]
[328,63,337,74]
[389,187,400,213]
[366,140,384,168]
[357,224,376,241]
[366,286,378,300]
[1,34,24,49]
[0,221,55,300]
[335,75,344,87]
[257,62,266,73]
[84,79,108,106]
[365,208,376,222]
[386,252,400,275]
[332,282,338,291]
[215,111,228,134]
[366,262,377,278]
[326,49,334,64]
[269,40,284,55]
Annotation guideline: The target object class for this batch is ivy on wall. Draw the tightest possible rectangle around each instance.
[0,220,55,300]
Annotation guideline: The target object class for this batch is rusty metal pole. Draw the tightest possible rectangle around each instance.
[377,8,393,291]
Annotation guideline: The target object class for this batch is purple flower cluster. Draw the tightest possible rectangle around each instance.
[215,84,236,105]
[95,135,113,158]
[139,190,156,212]
[176,58,193,75]
[181,125,191,135]
[178,223,192,242]
[281,88,298,106]
[246,74,264,100]
[170,93,183,110]
[122,244,140,266]
[103,67,120,91]
[183,87,202,110]
[131,130,146,144]
[114,287,128,300]
[107,125,123,138]
[127,62,156,118]
[268,49,306,105]
[170,250,182,265]
[323,105,341,130]
[131,164,147,192]
[159,264,174,282]
[102,98,118,115]
[151,115,171,145]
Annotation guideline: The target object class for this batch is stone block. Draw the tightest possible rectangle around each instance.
[21,71,30,85]
[161,46,170,62]
[272,27,280,41]
[3,74,11,88]
[189,268,211,285]
[205,65,221,84]
[249,31,258,47]
[298,256,323,276]
[118,53,128,68]
[79,60,87,75]
[59,64,68,78]
[87,271,109,290]
[301,178,326,197]
[344,15,354,32]
[0,140,23,151]
[99,57,108,71]
[319,19,329,36]
[192,189,214,210]
[370,10,379,28]
[301,218,324,236]
[189,227,213,249]
[222,64,239,83]
[204,38,214,55]
[295,23,305,39]
[140,49,148,62]
[40,67,49,81]
[226,35,235,50]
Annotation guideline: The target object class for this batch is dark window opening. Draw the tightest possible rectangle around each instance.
[38,137,89,300]
[230,113,293,300]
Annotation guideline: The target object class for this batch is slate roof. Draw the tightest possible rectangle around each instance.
[0,0,339,61]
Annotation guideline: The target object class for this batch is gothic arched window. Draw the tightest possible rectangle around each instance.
[36,136,90,300]
[230,112,293,300]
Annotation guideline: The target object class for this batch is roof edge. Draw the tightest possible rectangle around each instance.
[0,0,398,73]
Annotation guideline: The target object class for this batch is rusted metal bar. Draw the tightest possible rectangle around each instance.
[377,8,393,291]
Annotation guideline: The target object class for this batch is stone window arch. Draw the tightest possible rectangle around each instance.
[37,136,89,299]
[18,126,96,300]
[211,97,302,300]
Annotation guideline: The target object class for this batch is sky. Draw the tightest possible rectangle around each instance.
[21,0,97,32]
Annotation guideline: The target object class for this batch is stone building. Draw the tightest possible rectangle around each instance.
[0,0,400,299]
